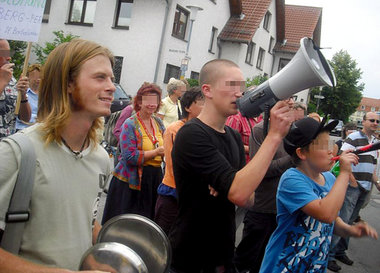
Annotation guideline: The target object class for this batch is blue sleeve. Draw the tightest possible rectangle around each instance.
[278,170,320,214]
[119,118,144,166]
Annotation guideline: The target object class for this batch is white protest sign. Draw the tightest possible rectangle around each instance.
[0,0,46,42]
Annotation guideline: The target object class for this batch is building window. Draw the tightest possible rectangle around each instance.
[278,58,290,71]
[113,0,133,29]
[68,0,97,26]
[190,71,199,80]
[172,5,189,40]
[361,105,365,110]
[42,0,52,23]
[113,56,124,84]
[164,64,181,83]
[209,27,218,54]
[245,41,255,65]
[371,106,376,111]
[268,37,275,54]
[256,48,265,70]
[263,11,271,31]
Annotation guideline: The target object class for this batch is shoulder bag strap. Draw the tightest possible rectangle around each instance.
[1,133,36,254]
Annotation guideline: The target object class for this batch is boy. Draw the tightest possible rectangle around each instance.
[259,117,378,273]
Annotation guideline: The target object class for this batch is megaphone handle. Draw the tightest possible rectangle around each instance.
[263,104,271,138]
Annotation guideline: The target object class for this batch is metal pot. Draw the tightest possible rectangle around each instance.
[97,214,172,273]
[79,242,148,273]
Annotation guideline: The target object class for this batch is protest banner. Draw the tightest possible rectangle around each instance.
[0,0,46,114]
[0,0,46,42]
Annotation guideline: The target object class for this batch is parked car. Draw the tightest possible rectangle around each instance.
[111,83,132,113]
[330,120,343,136]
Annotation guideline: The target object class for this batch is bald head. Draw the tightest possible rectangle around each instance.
[199,59,239,86]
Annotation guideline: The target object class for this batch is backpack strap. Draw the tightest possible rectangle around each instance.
[1,133,36,254]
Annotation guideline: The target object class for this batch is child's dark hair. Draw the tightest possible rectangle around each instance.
[180,86,204,118]
[291,145,309,166]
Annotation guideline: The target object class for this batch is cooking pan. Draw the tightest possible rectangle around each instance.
[97,214,172,273]
[79,242,148,273]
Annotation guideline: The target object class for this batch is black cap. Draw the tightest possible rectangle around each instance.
[283,117,339,155]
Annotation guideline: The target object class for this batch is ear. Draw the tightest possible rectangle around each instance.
[67,81,75,94]
[185,106,191,113]
[295,147,307,161]
[201,84,212,99]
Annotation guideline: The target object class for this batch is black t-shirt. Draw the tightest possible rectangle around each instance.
[169,118,245,272]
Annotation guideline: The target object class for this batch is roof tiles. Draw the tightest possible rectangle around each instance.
[277,5,322,53]
[220,0,272,43]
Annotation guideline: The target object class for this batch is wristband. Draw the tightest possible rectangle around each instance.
[21,99,28,103]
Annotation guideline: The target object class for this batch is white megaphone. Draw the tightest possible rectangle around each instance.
[237,37,336,117]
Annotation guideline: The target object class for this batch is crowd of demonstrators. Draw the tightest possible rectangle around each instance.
[154,87,204,235]
[0,39,31,139]
[234,96,305,272]
[168,59,294,273]
[328,112,380,272]
[1,36,379,273]
[157,77,186,128]
[0,39,114,272]
[259,117,377,273]
[15,64,41,131]
[102,83,165,222]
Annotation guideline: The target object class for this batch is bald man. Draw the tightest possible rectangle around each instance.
[169,59,294,273]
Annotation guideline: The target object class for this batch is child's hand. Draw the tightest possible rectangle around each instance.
[350,221,378,239]
[338,151,359,174]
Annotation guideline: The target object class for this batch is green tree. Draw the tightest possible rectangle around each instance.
[246,74,267,88]
[9,40,27,79]
[186,78,199,87]
[33,30,79,64]
[308,50,363,122]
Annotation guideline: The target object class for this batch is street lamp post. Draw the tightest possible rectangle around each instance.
[180,5,203,80]
[314,88,325,112]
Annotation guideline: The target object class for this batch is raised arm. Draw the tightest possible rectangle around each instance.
[301,152,359,223]
[228,101,293,207]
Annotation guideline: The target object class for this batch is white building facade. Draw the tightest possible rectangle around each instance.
[36,0,321,101]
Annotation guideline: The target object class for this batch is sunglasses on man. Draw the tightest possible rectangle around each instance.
[367,119,380,124]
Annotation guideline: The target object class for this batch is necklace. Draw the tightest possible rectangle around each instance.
[137,112,159,147]
[61,137,87,158]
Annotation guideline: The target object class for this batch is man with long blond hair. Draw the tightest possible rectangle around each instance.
[0,39,115,272]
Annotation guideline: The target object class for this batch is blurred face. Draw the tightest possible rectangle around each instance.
[28,69,41,92]
[208,66,245,117]
[139,93,159,116]
[363,112,379,135]
[187,98,205,119]
[68,54,116,119]
[0,40,11,67]
[302,132,335,172]
[174,85,186,98]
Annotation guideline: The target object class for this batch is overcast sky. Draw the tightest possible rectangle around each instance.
[286,0,379,99]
